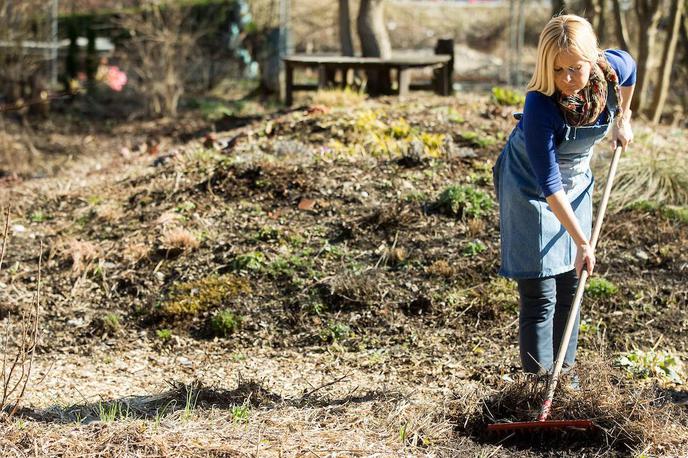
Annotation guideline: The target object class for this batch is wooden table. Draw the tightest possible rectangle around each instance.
[283,54,453,105]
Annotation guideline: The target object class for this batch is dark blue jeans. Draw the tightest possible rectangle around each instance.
[516,269,580,374]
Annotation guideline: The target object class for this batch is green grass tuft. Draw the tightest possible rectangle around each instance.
[159,275,250,319]
[436,185,494,220]
[209,309,242,337]
[586,277,619,298]
[491,86,526,106]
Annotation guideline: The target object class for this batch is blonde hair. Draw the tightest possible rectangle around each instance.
[527,15,600,96]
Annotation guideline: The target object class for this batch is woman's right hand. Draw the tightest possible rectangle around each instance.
[575,243,595,277]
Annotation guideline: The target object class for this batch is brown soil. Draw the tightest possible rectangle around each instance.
[0,92,686,457]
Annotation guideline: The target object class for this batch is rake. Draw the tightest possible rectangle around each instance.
[488,144,624,433]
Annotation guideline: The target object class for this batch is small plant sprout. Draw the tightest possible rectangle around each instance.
[586,277,619,298]
[153,399,176,431]
[321,322,351,343]
[579,319,599,334]
[182,384,200,421]
[102,313,121,334]
[463,240,487,257]
[156,329,173,343]
[231,251,266,271]
[174,201,197,213]
[230,403,250,423]
[399,422,408,443]
[97,401,129,422]
[255,226,281,242]
[29,211,49,223]
[210,309,241,337]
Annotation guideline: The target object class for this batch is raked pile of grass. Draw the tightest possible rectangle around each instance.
[459,355,688,454]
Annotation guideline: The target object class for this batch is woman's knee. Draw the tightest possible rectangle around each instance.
[517,277,557,317]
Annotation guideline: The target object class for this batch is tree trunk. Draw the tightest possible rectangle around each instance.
[551,0,567,17]
[612,0,631,51]
[357,0,391,58]
[649,0,683,123]
[338,0,354,56]
[596,0,606,45]
[583,0,601,32]
[631,0,663,114]
[357,0,392,95]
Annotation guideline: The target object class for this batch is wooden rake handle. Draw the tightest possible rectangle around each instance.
[538,145,624,422]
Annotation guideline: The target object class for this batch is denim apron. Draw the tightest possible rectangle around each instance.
[493,84,618,279]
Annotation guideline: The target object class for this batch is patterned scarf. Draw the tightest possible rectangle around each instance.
[556,54,621,127]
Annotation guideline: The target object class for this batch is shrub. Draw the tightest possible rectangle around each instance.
[436,185,494,220]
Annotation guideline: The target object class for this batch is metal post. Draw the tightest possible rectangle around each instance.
[507,0,516,86]
[51,0,59,86]
[516,0,526,87]
[278,0,291,101]
[279,0,291,58]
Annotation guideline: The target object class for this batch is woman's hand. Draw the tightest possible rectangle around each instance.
[612,112,633,152]
[575,242,595,277]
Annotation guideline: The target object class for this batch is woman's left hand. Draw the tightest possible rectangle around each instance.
[612,116,633,152]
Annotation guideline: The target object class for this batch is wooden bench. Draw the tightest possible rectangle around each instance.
[283,54,453,106]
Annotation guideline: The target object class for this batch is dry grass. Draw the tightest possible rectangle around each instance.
[61,239,101,274]
[1,373,465,458]
[427,260,455,278]
[95,202,125,223]
[462,355,688,455]
[155,211,184,227]
[310,88,367,108]
[594,126,688,210]
[159,227,200,252]
[122,242,152,265]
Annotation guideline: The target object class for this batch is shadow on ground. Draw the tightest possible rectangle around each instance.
[16,378,398,425]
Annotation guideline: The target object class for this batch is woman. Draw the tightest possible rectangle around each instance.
[493,15,635,375]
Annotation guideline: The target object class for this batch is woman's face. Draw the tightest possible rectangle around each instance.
[553,50,592,96]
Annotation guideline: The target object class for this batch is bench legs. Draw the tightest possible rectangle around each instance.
[398,66,411,98]
[285,62,294,106]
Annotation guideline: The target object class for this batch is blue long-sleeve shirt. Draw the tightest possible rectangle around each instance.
[521,49,636,197]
